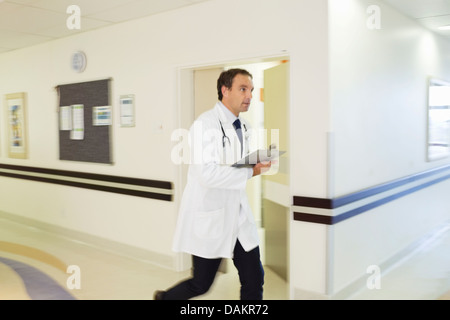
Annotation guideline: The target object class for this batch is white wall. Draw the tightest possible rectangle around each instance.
[328,0,450,296]
[330,0,450,196]
[0,0,331,275]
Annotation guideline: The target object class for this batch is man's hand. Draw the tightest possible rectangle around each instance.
[252,161,272,177]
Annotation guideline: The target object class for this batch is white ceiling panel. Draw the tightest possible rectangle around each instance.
[0,29,52,49]
[37,17,110,38]
[0,2,22,22]
[6,0,42,4]
[88,0,193,23]
[26,0,137,15]
[0,0,212,52]
[0,5,66,34]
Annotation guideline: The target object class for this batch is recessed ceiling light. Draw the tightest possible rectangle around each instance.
[438,25,450,30]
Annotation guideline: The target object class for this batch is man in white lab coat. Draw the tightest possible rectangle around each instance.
[155,69,271,300]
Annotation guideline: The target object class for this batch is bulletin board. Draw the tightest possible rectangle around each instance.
[57,79,112,164]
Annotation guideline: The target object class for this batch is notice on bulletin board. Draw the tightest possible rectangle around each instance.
[70,104,84,140]
[60,106,72,131]
[93,106,112,126]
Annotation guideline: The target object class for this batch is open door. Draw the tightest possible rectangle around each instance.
[262,62,290,281]
[194,68,224,118]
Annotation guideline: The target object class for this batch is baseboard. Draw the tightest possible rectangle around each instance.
[291,287,330,300]
[0,211,175,271]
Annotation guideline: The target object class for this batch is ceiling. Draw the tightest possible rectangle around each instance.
[0,0,450,54]
[382,0,450,37]
[0,0,211,53]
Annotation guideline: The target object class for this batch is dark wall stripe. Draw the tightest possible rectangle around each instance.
[293,196,334,209]
[293,212,334,225]
[0,164,173,202]
[0,164,172,190]
[294,165,450,225]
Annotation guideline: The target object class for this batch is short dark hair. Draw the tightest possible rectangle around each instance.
[217,68,253,101]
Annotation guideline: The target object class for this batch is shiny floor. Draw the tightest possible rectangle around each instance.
[0,216,449,300]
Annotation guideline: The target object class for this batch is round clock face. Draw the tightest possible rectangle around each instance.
[72,51,87,73]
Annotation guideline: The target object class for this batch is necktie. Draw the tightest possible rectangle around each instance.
[233,119,243,157]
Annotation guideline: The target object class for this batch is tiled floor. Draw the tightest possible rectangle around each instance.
[0,216,448,300]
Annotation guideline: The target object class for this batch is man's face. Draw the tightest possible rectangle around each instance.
[222,74,254,117]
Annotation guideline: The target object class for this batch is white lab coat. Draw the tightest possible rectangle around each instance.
[172,102,259,259]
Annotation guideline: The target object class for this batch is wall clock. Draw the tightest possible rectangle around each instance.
[71,51,87,73]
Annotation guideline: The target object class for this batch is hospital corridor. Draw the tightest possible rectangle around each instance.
[1,0,450,302]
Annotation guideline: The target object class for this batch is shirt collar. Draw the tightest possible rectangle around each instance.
[218,101,239,124]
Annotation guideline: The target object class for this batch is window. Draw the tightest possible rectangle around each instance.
[428,78,450,161]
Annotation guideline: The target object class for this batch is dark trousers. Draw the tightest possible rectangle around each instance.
[163,240,264,300]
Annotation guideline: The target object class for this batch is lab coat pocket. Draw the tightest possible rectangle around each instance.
[194,208,225,240]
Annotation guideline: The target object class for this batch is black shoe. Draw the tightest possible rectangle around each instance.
[153,290,166,300]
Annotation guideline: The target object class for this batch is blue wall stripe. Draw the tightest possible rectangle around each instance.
[293,165,450,225]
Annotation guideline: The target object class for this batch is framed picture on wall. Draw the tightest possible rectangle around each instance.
[5,92,28,159]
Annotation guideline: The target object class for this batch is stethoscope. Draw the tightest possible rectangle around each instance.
[219,119,247,148]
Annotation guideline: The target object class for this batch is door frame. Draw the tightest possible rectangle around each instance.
[174,54,291,275]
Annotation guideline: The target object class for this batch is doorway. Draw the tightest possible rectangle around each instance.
[177,57,290,283]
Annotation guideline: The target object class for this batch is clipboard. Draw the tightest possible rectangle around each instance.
[232,149,286,168]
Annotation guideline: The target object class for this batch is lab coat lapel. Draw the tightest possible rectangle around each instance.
[214,103,241,162]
